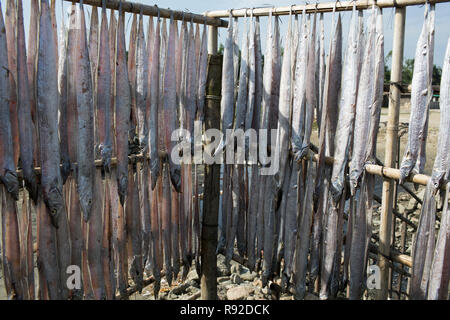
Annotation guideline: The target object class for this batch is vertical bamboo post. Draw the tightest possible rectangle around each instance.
[200,26,221,300]
[378,6,406,300]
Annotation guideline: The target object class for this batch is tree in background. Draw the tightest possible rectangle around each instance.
[384,50,442,86]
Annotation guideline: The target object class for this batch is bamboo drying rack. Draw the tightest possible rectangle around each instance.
[21,0,446,300]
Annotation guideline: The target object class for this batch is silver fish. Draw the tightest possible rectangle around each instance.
[293,156,315,299]
[311,10,342,290]
[136,11,148,153]
[298,13,316,160]
[291,9,308,160]
[75,2,95,221]
[16,0,38,202]
[349,8,376,196]
[274,12,293,189]
[427,183,449,300]
[282,160,300,288]
[429,36,449,192]
[196,22,208,122]
[97,0,112,172]
[426,37,450,300]
[410,180,436,299]
[414,5,435,175]
[245,15,256,133]
[330,3,360,204]
[399,5,434,184]
[115,4,131,206]
[162,16,181,192]
[148,17,160,189]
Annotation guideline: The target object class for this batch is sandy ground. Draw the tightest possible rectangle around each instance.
[0,104,442,300]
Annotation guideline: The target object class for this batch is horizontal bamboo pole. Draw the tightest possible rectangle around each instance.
[205,0,449,17]
[365,164,430,186]
[383,83,440,94]
[65,0,228,27]
[371,233,412,268]
[309,149,431,187]
[16,151,431,187]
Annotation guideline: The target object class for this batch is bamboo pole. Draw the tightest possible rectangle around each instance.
[200,29,221,299]
[204,0,448,17]
[64,0,228,27]
[378,6,406,300]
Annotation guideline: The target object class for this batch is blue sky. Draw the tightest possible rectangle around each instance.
[2,0,450,67]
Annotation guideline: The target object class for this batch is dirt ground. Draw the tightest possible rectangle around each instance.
[0,103,442,300]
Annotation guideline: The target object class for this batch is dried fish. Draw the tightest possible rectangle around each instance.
[399,5,434,184]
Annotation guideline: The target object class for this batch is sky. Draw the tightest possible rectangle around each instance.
[2,0,450,68]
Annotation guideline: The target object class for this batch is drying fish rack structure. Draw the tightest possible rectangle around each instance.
[0,0,448,300]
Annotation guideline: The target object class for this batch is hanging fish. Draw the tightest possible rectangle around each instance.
[399,4,434,184]
[16,0,38,202]
[196,22,208,122]
[102,177,115,299]
[246,15,263,272]
[57,0,71,185]
[349,8,376,196]
[89,6,99,87]
[161,163,173,285]
[109,9,117,157]
[0,2,22,299]
[128,13,138,143]
[291,8,308,160]
[414,5,435,175]
[281,160,299,290]
[5,0,19,167]
[329,2,360,205]
[126,166,143,293]
[427,183,449,300]
[293,156,315,299]
[97,0,112,172]
[150,177,162,297]
[316,13,326,133]
[67,3,78,167]
[216,12,235,158]
[262,10,291,279]
[162,15,181,192]
[185,20,198,147]
[75,1,95,221]
[298,12,316,160]
[275,11,293,189]
[321,2,360,300]
[36,0,73,299]
[136,11,148,153]
[413,34,449,301]
[149,16,161,189]
[87,169,106,299]
[311,9,342,290]
[235,16,249,131]
[217,12,234,255]
[115,3,131,206]
[27,0,39,127]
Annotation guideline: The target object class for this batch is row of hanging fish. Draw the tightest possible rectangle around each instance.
[217,2,448,300]
[406,5,450,300]
[0,0,208,300]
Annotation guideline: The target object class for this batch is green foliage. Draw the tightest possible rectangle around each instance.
[384,51,392,82]
[402,59,415,84]
[432,65,442,85]
[401,59,442,85]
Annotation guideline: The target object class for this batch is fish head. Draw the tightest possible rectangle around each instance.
[118,174,128,206]
[1,169,19,200]
[45,184,64,228]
